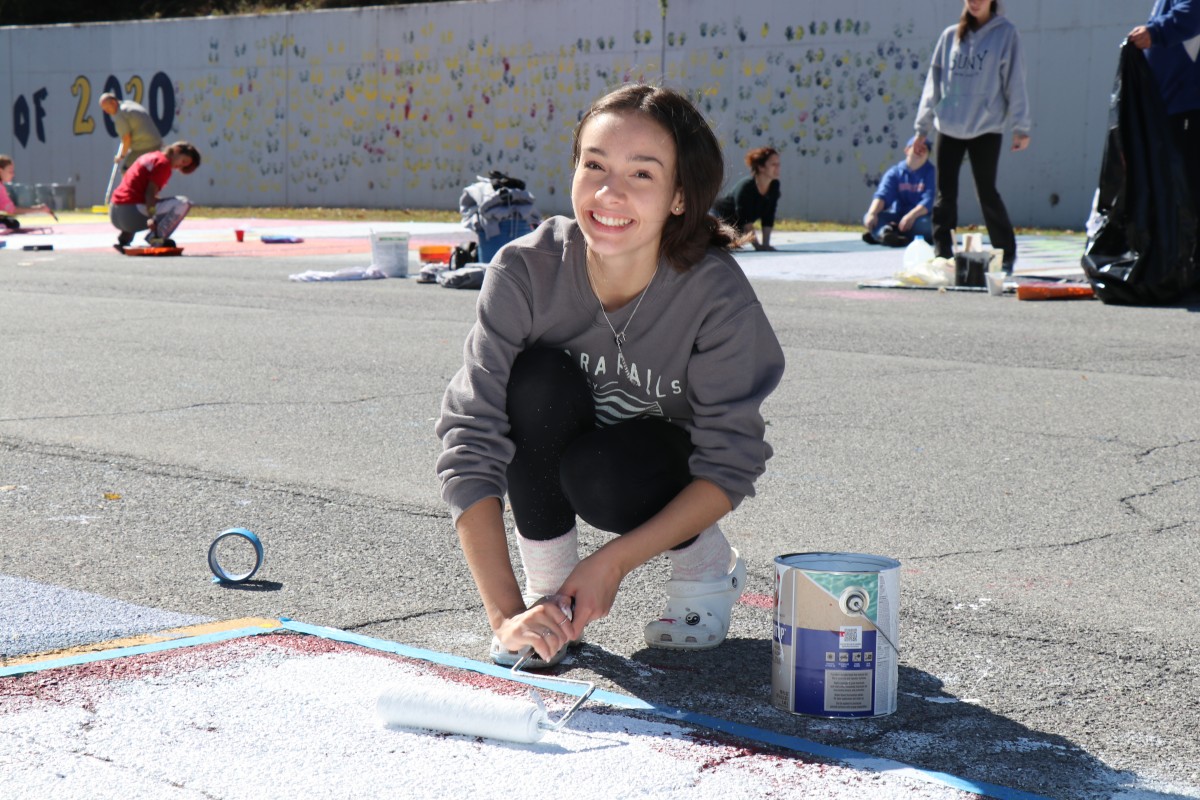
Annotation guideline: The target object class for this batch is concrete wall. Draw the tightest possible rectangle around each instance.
[0,0,1135,228]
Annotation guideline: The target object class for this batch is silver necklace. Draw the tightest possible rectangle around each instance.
[586,256,657,382]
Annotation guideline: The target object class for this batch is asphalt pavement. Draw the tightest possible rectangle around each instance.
[1,220,1198,800]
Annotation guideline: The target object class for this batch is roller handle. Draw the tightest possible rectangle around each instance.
[511,649,595,733]
[103,149,121,205]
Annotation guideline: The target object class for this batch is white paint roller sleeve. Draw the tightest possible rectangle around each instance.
[376,683,547,744]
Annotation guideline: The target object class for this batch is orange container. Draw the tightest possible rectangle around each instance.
[418,245,454,264]
[1015,282,1095,301]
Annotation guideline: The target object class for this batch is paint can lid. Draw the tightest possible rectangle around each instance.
[775,552,900,573]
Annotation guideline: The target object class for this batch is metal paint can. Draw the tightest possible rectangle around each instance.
[772,552,900,718]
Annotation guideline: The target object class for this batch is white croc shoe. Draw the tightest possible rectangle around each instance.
[644,549,747,650]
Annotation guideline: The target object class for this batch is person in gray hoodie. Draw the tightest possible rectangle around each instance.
[915,0,1032,272]
[435,85,785,669]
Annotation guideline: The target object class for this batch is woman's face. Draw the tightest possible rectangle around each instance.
[571,111,684,270]
[0,163,13,183]
[169,151,194,172]
[964,0,992,21]
[760,154,781,181]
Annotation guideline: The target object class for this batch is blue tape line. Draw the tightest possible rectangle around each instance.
[274,619,644,705]
[2,616,1051,800]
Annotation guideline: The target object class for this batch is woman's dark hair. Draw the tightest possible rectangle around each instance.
[573,83,737,272]
[0,155,12,171]
[745,146,779,173]
[957,1,999,41]
[166,141,202,174]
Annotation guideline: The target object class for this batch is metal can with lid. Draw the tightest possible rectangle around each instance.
[772,552,900,718]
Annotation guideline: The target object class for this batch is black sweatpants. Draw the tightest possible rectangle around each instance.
[505,349,697,548]
[932,132,1017,269]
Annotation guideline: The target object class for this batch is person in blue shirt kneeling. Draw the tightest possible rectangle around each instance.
[862,135,936,247]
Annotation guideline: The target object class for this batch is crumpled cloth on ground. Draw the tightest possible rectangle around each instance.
[288,266,387,282]
[437,264,487,289]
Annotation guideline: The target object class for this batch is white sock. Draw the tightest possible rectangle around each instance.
[516,526,579,598]
[665,523,734,582]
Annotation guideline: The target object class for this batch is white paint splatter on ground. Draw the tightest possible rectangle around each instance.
[0,634,984,799]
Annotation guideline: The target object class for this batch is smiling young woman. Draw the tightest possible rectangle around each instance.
[435,84,785,669]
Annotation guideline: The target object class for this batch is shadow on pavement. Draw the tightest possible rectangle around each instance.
[558,638,1169,800]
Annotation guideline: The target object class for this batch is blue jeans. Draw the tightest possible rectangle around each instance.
[872,211,932,243]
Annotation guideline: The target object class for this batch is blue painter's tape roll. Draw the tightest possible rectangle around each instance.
[208,527,264,583]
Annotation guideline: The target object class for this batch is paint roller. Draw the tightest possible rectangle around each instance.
[377,649,595,744]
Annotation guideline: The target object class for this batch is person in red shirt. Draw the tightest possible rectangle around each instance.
[0,154,54,230]
[109,141,201,252]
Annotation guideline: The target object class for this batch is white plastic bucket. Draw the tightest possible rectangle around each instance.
[370,231,410,278]
[772,552,900,718]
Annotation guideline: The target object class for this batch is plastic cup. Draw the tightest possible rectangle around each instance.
[985,271,1006,296]
[235,229,245,242]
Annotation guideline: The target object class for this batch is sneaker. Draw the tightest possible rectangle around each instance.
[147,236,166,248]
[490,636,568,669]
[879,225,913,248]
[112,243,126,254]
[644,549,746,650]
[862,231,879,245]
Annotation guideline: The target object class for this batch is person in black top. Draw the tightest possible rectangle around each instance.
[713,146,781,251]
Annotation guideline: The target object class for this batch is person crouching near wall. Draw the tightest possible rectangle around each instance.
[109,141,201,253]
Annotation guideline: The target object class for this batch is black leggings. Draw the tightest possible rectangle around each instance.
[932,132,1016,267]
[505,349,697,548]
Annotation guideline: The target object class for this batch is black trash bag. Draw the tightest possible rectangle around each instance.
[1082,42,1197,305]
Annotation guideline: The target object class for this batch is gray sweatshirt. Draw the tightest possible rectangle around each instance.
[435,216,785,522]
[915,15,1032,140]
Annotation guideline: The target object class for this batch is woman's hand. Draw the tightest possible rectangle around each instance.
[1128,26,1152,50]
[558,551,626,637]
[1011,133,1031,152]
[493,596,575,662]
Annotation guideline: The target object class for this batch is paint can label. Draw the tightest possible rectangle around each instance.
[772,553,900,718]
